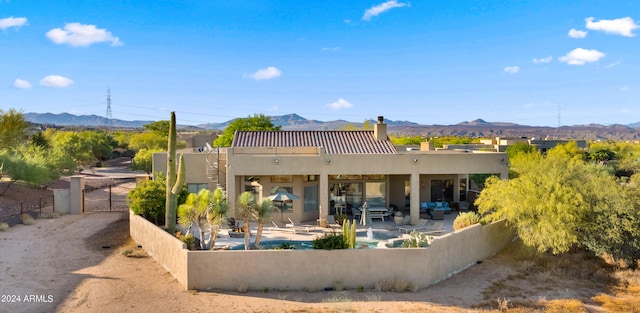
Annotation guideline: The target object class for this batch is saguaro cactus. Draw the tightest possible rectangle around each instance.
[165,111,179,233]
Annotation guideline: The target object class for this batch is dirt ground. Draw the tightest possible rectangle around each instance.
[0,211,625,313]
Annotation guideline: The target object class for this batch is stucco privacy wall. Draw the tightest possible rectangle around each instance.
[130,211,513,290]
[129,211,189,289]
[186,220,513,290]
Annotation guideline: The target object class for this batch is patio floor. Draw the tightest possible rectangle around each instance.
[211,212,459,249]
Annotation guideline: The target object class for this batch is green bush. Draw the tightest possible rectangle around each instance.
[401,230,430,248]
[312,232,347,250]
[453,212,481,231]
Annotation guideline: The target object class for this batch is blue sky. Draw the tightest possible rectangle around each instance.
[1,1,638,127]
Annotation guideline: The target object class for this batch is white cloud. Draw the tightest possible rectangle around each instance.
[568,28,587,38]
[620,85,629,92]
[322,47,341,51]
[0,16,27,30]
[46,23,122,47]
[362,0,408,21]
[585,17,638,37]
[12,78,31,89]
[40,75,74,87]
[559,48,605,65]
[326,98,353,110]
[248,66,281,80]
[532,56,552,64]
[503,66,520,74]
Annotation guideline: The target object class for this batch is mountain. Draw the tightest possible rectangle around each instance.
[23,112,640,140]
[24,112,152,128]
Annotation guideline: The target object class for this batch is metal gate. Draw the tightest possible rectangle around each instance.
[83,177,136,213]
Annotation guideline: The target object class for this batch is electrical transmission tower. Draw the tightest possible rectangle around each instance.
[106,88,113,127]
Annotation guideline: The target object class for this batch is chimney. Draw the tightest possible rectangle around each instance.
[374,115,387,140]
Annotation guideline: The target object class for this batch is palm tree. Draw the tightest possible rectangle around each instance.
[252,198,274,249]
[236,192,257,250]
[206,188,228,250]
[178,189,212,250]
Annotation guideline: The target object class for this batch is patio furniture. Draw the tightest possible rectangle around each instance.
[351,207,361,220]
[431,209,444,220]
[287,218,313,232]
[420,222,444,235]
[361,207,389,221]
[398,219,429,234]
[268,220,297,234]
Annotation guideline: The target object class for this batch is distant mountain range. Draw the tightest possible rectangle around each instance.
[24,112,640,140]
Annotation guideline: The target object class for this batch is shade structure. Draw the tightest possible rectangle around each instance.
[268,188,299,222]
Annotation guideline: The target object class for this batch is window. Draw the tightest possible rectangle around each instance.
[271,175,292,183]
[187,183,208,194]
[303,185,318,212]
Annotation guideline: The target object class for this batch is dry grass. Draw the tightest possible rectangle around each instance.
[374,278,416,292]
[475,240,640,313]
[21,213,35,225]
[0,222,9,231]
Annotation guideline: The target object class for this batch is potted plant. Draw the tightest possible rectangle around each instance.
[394,211,404,225]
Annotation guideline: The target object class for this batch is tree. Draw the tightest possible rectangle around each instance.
[505,142,536,160]
[576,165,640,265]
[0,109,29,151]
[389,135,424,145]
[132,148,163,173]
[213,114,280,147]
[143,120,170,138]
[252,198,274,249]
[476,143,640,264]
[127,174,166,224]
[206,188,229,249]
[236,191,257,250]
[178,189,212,250]
[129,132,168,151]
[78,130,117,163]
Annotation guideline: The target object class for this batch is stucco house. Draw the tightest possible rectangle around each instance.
[153,116,508,225]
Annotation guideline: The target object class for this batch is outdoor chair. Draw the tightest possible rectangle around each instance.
[268,220,297,234]
[287,218,313,232]
[351,207,361,221]
[398,219,429,234]
[326,215,340,228]
[401,214,411,225]
[420,222,444,235]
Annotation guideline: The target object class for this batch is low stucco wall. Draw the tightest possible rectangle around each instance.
[129,211,189,289]
[130,213,513,291]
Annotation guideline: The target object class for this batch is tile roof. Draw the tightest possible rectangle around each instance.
[232,131,397,154]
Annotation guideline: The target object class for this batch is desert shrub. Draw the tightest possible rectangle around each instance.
[21,213,35,225]
[236,282,248,293]
[312,232,347,250]
[0,222,9,231]
[375,278,415,292]
[177,233,196,250]
[322,291,352,303]
[40,212,60,219]
[453,212,481,230]
[333,280,345,291]
[401,230,430,248]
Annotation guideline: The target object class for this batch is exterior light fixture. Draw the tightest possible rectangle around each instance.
[274,158,280,164]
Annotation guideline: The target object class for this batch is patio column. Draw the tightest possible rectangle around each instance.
[318,173,329,227]
[410,173,420,225]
